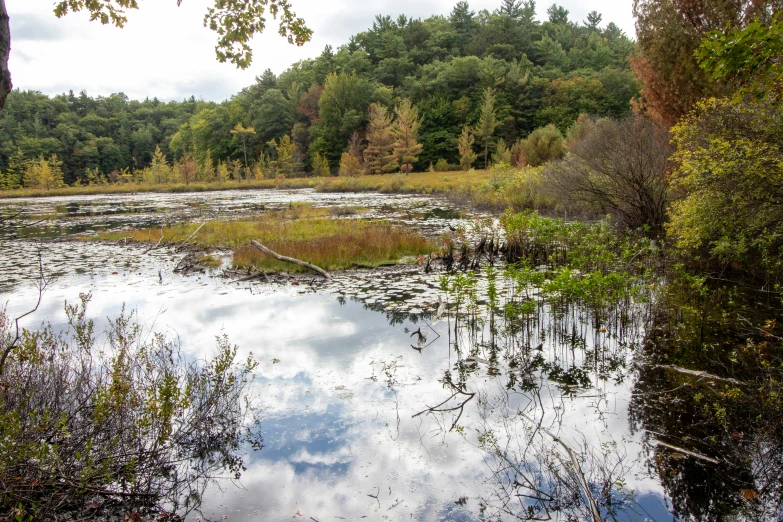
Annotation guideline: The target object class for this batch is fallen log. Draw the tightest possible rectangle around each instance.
[250,240,332,279]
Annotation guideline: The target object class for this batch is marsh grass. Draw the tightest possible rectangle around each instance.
[0,169,551,213]
[94,207,433,272]
[198,254,223,268]
[0,179,305,199]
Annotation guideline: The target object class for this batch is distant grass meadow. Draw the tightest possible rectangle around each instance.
[92,205,435,273]
[0,167,551,212]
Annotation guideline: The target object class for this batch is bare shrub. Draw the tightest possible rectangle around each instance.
[545,116,672,231]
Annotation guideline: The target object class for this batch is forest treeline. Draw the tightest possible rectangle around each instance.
[0,0,637,187]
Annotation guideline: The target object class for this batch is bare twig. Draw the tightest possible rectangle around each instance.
[412,383,475,431]
[176,222,207,252]
[519,412,602,522]
[0,253,48,376]
[142,227,166,254]
[233,272,268,283]
[654,439,720,464]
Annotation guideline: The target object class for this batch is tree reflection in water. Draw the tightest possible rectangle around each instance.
[407,256,782,520]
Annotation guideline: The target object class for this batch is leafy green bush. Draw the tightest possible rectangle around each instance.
[517,125,566,167]
[435,158,450,172]
[0,295,259,519]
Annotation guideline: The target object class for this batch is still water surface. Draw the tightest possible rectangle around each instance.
[0,189,675,520]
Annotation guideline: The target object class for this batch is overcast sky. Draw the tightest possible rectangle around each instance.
[6,0,636,103]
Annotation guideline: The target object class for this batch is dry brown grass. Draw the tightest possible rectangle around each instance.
[233,224,431,272]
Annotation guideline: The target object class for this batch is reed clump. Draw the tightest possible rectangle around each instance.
[93,207,433,272]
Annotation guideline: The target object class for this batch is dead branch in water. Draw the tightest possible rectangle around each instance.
[234,272,269,283]
[142,226,166,254]
[653,364,745,385]
[176,222,207,252]
[249,240,332,279]
[654,439,720,464]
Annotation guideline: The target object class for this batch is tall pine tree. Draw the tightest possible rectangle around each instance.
[474,88,497,169]
[0,148,24,189]
[364,103,396,174]
[391,99,423,174]
[457,126,477,171]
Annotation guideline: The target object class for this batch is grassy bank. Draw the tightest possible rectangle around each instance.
[311,167,551,211]
[92,206,434,272]
[0,178,313,199]
[1,167,552,212]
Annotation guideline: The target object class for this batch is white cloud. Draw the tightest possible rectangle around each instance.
[6,0,634,102]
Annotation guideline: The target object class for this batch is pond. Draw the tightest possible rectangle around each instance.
[0,189,772,521]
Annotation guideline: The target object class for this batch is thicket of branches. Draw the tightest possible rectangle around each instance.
[544,115,672,231]
[0,293,261,520]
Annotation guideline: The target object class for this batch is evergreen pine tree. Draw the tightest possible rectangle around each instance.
[498,0,523,18]
[474,88,498,169]
[0,148,24,190]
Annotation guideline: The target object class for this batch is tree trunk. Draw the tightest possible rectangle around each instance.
[0,0,11,111]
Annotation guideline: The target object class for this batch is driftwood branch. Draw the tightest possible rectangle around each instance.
[654,439,720,464]
[250,240,331,279]
[653,364,745,385]
[142,227,166,255]
[176,222,207,252]
[234,272,269,283]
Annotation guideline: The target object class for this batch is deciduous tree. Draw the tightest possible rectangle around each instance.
[311,151,330,176]
[230,123,257,171]
[0,0,312,111]
[667,97,783,265]
[364,103,397,174]
[0,147,23,190]
[630,0,780,126]
[391,99,423,174]
[268,135,298,176]
[23,155,64,190]
[457,126,477,171]
[519,124,565,167]
[177,153,197,185]
[545,116,671,230]
[338,152,362,177]
[144,145,172,184]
